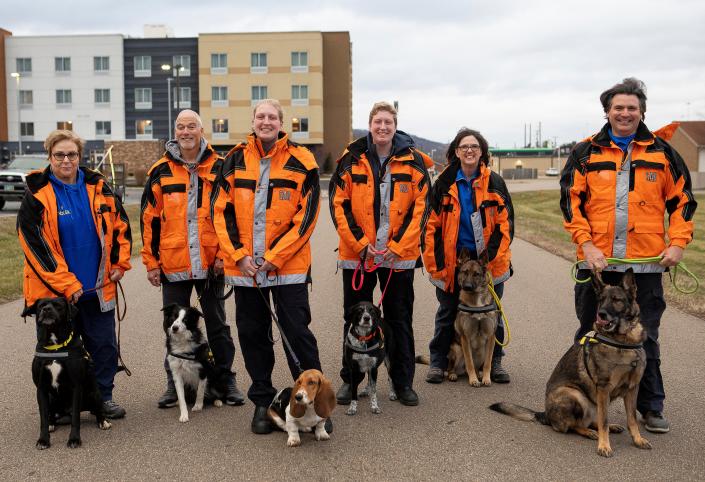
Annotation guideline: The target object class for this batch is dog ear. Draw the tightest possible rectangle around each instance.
[622,268,637,300]
[477,249,490,268]
[314,372,336,418]
[21,302,37,317]
[457,248,470,264]
[591,270,605,293]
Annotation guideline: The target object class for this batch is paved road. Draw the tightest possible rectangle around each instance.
[2,205,704,481]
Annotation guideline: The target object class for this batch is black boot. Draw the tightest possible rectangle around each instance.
[225,375,245,406]
[251,406,273,434]
[336,383,351,405]
[490,357,511,384]
[157,381,177,408]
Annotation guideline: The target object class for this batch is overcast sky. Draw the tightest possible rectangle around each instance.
[4,0,704,148]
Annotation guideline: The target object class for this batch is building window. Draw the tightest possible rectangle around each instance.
[251,85,267,105]
[20,122,34,138]
[173,55,190,76]
[94,56,110,72]
[212,119,229,140]
[134,56,151,77]
[95,89,110,105]
[291,51,308,73]
[211,53,227,74]
[251,52,267,73]
[292,117,309,139]
[16,58,32,75]
[291,85,309,106]
[57,121,73,131]
[96,121,111,137]
[211,86,228,107]
[172,87,191,108]
[56,89,72,106]
[55,57,71,73]
[135,88,152,109]
[19,90,33,107]
[136,120,153,139]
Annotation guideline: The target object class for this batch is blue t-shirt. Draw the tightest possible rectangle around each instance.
[608,129,635,152]
[456,168,479,254]
[49,170,101,297]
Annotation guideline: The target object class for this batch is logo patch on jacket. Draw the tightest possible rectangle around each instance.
[646,172,657,182]
[399,184,409,193]
[279,190,291,201]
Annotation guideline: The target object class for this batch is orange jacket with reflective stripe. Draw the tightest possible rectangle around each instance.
[18,167,132,310]
[422,162,513,292]
[560,122,696,262]
[328,135,432,267]
[211,132,320,286]
[140,142,223,281]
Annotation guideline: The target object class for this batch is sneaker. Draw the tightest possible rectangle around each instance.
[397,386,419,406]
[251,406,273,434]
[225,376,245,406]
[425,367,444,384]
[336,383,352,405]
[643,411,670,433]
[490,357,511,384]
[157,383,178,408]
[102,400,126,419]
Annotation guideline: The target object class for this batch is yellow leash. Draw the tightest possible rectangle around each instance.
[486,273,511,347]
[571,257,699,294]
[43,331,73,351]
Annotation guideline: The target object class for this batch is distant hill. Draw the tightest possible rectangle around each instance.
[352,129,448,164]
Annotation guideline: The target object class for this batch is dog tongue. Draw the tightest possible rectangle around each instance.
[595,315,609,326]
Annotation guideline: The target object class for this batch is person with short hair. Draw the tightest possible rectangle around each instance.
[141,109,244,409]
[211,99,323,435]
[422,128,514,384]
[18,129,132,419]
[560,77,697,433]
[329,101,432,406]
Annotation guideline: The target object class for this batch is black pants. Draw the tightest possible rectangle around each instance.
[341,268,416,389]
[234,283,321,407]
[162,277,236,382]
[429,282,505,370]
[574,271,666,414]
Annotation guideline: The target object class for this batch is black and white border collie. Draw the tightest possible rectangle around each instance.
[162,304,223,423]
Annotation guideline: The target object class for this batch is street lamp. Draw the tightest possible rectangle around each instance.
[10,72,22,154]
[162,63,184,139]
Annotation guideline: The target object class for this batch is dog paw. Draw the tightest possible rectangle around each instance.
[597,445,613,458]
[179,413,190,423]
[99,420,112,430]
[634,437,652,450]
[316,431,330,441]
[609,424,625,433]
[287,437,301,447]
[370,405,382,414]
[388,391,398,401]
[346,406,358,416]
[469,379,481,387]
[481,378,492,387]
[67,438,82,449]
[448,374,458,382]
[213,400,223,407]
[49,424,56,433]
[36,439,50,450]
[192,403,203,412]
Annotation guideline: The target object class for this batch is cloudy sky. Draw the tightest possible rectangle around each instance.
[4,0,704,148]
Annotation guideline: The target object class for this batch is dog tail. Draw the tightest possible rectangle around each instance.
[415,354,431,365]
[488,402,549,425]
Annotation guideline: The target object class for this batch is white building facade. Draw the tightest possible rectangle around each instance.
[5,34,125,144]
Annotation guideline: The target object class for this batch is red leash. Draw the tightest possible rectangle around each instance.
[351,246,395,307]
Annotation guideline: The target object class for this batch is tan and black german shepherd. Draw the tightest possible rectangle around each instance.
[490,269,651,457]
[452,250,497,387]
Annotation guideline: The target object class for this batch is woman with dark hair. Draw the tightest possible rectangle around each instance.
[422,128,514,384]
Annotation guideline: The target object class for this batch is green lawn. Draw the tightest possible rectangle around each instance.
[512,190,704,318]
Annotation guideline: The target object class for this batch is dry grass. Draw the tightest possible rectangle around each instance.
[512,190,705,319]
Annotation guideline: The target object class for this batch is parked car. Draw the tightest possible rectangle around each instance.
[545,167,560,177]
[0,155,48,209]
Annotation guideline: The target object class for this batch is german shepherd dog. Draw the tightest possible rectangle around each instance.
[453,250,497,387]
[490,269,651,457]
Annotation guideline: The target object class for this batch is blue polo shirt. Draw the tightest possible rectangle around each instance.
[456,168,479,254]
[608,129,635,152]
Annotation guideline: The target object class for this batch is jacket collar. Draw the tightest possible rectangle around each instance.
[248,130,290,158]
[347,130,416,162]
[592,121,654,148]
[26,166,102,194]
[165,138,212,166]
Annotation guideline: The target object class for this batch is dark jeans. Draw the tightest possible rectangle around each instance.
[162,277,236,383]
[73,295,117,401]
[341,268,416,389]
[428,281,505,370]
[234,283,321,407]
[574,270,666,414]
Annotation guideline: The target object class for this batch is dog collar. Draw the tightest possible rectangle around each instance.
[43,331,74,351]
[345,331,382,353]
[579,331,643,350]
[457,301,497,314]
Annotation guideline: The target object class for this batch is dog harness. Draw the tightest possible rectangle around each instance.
[34,332,89,360]
[457,300,498,314]
[345,326,384,354]
[579,330,644,379]
[168,344,214,362]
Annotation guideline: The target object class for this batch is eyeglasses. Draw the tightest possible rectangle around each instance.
[457,144,481,154]
[51,152,80,162]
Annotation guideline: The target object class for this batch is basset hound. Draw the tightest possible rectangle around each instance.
[268,369,336,447]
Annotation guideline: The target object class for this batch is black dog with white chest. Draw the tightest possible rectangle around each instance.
[343,301,387,415]
[24,297,111,450]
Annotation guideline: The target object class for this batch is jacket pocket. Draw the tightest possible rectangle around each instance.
[629,221,666,258]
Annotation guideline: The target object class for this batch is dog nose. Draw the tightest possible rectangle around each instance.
[295,393,303,402]
[172,325,179,332]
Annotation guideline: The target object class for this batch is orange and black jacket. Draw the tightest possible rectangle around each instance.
[422,161,513,292]
[18,166,132,310]
[141,140,223,281]
[328,132,432,269]
[211,131,320,287]
[560,121,696,272]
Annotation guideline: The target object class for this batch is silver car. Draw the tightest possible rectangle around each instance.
[0,155,48,210]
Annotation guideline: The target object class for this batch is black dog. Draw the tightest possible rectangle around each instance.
[162,304,228,422]
[24,298,111,449]
[343,302,388,415]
